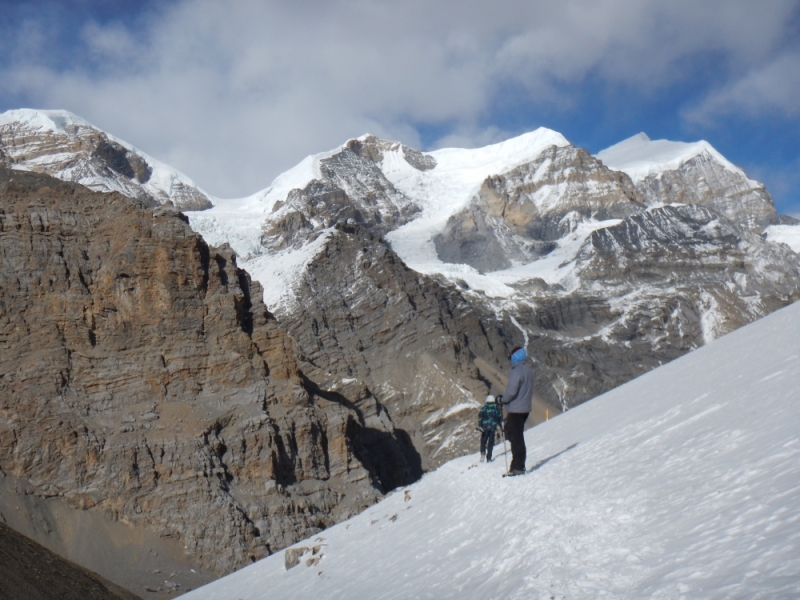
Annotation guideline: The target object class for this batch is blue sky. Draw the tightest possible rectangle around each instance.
[1,0,799,215]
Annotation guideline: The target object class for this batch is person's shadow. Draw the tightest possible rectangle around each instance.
[526,443,579,473]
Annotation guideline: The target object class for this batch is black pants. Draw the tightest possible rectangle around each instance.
[480,427,496,460]
[504,412,529,472]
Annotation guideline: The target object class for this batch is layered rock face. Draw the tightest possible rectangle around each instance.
[275,223,514,469]
[596,133,777,232]
[0,168,416,593]
[634,153,776,231]
[262,136,420,251]
[0,109,213,210]
[434,145,644,271]
[504,203,800,409]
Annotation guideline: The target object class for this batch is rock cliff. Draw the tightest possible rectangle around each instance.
[434,145,644,271]
[275,223,516,469]
[261,136,420,251]
[0,168,416,595]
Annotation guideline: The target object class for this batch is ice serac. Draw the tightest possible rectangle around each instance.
[434,144,644,272]
[0,109,213,210]
[0,168,417,595]
[596,133,776,231]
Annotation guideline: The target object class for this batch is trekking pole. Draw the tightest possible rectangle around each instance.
[501,426,509,472]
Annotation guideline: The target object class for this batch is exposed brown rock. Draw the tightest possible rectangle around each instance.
[435,145,644,272]
[632,152,776,231]
[0,168,415,592]
[276,222,523,469]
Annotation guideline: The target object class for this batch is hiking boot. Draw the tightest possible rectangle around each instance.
[480,454,485,462]
[505,469,524,477]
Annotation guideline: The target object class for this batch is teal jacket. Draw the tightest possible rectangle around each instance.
[478,403,503,430]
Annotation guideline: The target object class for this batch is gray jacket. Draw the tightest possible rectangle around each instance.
[502,362,534,414]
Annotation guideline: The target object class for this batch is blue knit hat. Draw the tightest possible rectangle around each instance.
[510,346,527,365]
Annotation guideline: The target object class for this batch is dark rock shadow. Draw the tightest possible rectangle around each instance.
[300,373,422,493]
[526,443,579,474]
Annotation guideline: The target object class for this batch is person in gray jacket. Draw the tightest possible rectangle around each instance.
[500,346,534,476]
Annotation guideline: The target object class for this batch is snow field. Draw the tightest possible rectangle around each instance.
[183,300,800,599]
[764,224,800,254]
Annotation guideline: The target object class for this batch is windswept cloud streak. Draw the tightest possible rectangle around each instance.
[685,52,800,124]
[0,0,798,200]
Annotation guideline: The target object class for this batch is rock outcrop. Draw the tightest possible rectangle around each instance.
[501,203,800,410]
[596,133,777,232]
[275,223,522,469]
[434,145,644,271]
[262,137,420,251]
[0,168,416,594]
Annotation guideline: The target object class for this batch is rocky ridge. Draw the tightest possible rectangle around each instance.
[0,167,417,594]
[276,222,516,469]
[261,136,422,251]
[596,133,778,230]
[197,129,800,470]
[2,110,799,546]
[434,144,644,272]
[0,109,213,210]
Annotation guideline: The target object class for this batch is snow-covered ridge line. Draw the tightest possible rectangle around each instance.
[596,132,759,187]
[0,108,214,203]
[383,127,572,280]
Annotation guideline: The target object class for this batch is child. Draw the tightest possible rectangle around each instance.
[478,394,503,462]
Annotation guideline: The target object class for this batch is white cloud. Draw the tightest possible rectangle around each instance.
[685,52,800,125]
[2,0,797,197]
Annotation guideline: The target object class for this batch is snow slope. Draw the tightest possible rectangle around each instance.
[183,299,800,599]
[189,129,573,305]
[596,132,759,188]
[764,224,800,253]
[383,128,569,276]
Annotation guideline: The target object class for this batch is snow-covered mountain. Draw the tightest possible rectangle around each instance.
[186,127,800,470]
[597,132,777,231]
[2,109,800,593]
[1,108,797,473]
[183,298,800,600]
[0,109,213,209]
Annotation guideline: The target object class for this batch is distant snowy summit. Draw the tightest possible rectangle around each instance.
[596,132,777,231]
[1,107,798,476]
[192,126,787,279]
[0,109,213,210]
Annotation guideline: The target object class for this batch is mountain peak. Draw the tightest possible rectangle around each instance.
[0,108,95,133]
[595,132,751,184]
[0,108,214,210]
